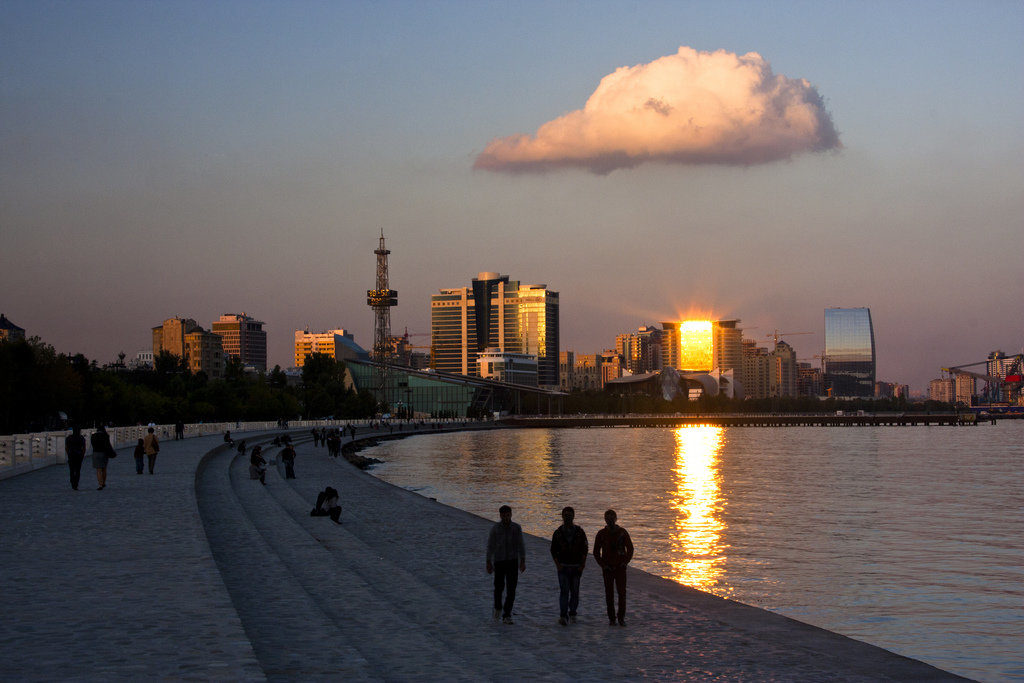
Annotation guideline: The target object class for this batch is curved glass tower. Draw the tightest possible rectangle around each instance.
[824,308,876,397]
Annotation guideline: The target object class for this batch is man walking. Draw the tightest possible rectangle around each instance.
[594,509,634,626]
[143,427,160,474]
[550,506,588,625]
[65,425,86,490]
[486,505,526,625]
[281,442,296,479]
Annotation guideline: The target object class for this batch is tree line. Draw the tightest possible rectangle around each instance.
[0,337,376,435]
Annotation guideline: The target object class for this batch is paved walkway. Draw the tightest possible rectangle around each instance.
[0,427,965,681]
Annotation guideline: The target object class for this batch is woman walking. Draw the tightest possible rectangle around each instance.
[90,425,115,490]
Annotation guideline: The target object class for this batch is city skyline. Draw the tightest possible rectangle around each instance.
[2,1,1021,393]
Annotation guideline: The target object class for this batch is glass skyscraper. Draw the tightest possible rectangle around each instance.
[823,307,876,397]
[431,272,559,387]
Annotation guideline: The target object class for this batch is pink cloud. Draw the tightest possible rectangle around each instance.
[474,47,840,174]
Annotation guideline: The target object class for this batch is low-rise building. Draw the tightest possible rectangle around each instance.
[0,314,25,342]
[477,348,538,386]
[294,329,369,367]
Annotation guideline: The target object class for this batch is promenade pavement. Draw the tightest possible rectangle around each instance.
[0,426,966,681]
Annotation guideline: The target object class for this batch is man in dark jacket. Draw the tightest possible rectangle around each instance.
[550,506,588,625]
[486,505,526,624]
[594,509,635,626]
[65,426,86,490]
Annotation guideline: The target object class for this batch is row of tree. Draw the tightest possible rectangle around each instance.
[0,337,377,435]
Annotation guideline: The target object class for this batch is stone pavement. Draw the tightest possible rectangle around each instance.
[0,426,966,681]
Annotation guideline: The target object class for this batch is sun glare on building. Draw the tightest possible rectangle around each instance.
[679,320,713,372]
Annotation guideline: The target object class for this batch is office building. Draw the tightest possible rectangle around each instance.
[212,313,267,372]
[741,339,797,399]
[477,348,539,386]
[798,362,824,397]
[430,272,559,387]
[294,329,368,367]
[823,307,876,397]
[661,319,743,374]
[0,314,25,342]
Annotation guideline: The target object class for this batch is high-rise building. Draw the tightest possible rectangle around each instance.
[742,339,796,399]
[929,378,954,403]
[212,313,267,372]
[0,314,25,342]
[293,329,368,368]
[953,372,975,406]
[661,319,743,374]
[615,325,664,375]
[152,317,224,378]
[769,341,797,398]
[430,272,559,387]
[823,307,876,397]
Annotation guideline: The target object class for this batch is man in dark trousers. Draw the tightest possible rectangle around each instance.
[594,509,635,626]
[550,506,588,625]
[281,443,296,479]
[64,425,86,490]
[486,505,526,625]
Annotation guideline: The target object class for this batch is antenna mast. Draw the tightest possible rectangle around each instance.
[366,231,397,405]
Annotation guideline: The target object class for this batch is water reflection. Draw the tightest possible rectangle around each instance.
[669,425,726,591]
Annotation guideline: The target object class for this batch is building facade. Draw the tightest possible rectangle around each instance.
[615,325,664,375]
[559,351,575,391]
[430,272,559,387]
[929,378,954,403]
[212,313,267,372]
[184,328,225,379]
[293,329,368,367]
[0,314,25,342]
[152,317,198,359]
[477,348,539,386]
[823,307,876,397]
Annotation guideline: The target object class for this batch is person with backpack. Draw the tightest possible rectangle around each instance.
[550,506,588,625]
[593,509,635,626]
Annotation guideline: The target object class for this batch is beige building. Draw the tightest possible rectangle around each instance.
[152,317,224,379]
[153,317,198,359]
[615,325,663,375]
[559,351,575,391]
[477,348,539,386]
[741,339,796,399]
[294,329,367,367]
[184,328,225,379]
[929,378,954,403]
[953,372,976,406]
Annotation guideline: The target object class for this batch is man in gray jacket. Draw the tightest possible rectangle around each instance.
[486,505,526,624]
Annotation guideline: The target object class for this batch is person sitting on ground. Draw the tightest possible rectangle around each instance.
[310,486,341,523]
[272,435,281,447]
[249,445,267,485]
[224,430,234,446]
[236,439,246,457]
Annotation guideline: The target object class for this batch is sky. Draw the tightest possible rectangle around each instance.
[2,0,1022,393]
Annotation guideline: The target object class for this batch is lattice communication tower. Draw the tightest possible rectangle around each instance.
[366,231,397,366]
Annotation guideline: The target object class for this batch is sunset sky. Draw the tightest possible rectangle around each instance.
[2,1,1022,392]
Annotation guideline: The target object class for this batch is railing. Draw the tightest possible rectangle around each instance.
[0,418,397,481]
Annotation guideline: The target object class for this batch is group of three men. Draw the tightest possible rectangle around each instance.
[486,505,634,626]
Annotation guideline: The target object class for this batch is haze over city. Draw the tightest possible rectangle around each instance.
[2,1,1021,392]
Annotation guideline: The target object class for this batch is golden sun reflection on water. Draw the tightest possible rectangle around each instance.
[669,425,727,592]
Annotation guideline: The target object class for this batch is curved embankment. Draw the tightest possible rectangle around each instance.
[195,428,966,681]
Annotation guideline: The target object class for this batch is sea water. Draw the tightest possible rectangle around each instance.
[367,421,1024,682]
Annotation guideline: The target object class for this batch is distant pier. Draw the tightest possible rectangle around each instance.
[501,412,982,428]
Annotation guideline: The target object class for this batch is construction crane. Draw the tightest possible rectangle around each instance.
[764,330,814,346]
[942,354,1023,405]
